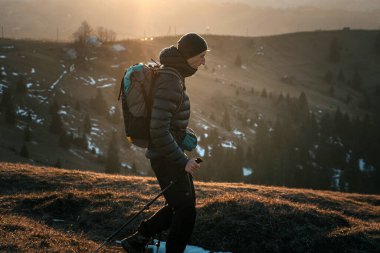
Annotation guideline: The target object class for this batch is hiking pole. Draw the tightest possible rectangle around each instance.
[92,180,176,253]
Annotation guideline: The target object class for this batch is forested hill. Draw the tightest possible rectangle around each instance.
[1,30,380,194]
[0,162,379,252]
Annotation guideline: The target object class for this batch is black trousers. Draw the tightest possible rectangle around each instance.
[138,158,196,253]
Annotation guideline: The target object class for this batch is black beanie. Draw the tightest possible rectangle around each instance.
[177,33,208,59]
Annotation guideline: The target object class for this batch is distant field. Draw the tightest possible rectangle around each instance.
[0,162,379,252]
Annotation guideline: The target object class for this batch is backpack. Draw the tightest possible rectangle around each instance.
[118,62,183,148]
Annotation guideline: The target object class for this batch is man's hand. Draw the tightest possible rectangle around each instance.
[185,158,201,175]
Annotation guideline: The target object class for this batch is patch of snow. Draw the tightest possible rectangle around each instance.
[60,88,66,94]
[1,66,6,76]
[31,68,36,74]
[80,76,96,85]
[0,55,7,59]
[16,107,44,124]
[109,106,116,115]
[2,45,14,49]
[221,140,237,149]
[111,64,120,68]
[359,159,365,172]
[12,72,19,76]
[143,240,231,253]
[58,109,68,116]
[50,70,68,91]
[196,145,205,157]
[26,82,33,88]
[91,126,104,137]
[332,168,342,190]
[112,44,126,52]
[241,65,247,70]
[203,133,208,138]
[121,162,132,169]
[69,64,75,72]
[65,48,77,60]
[243,167,253,176]
[232,129,245,139]
[27,94,48,103]
[97,77,109,82]
[0,83,8,94]
[198,123,210,130]
[249,128,256,134]
[87,136,102,155]
[97,83,113,89]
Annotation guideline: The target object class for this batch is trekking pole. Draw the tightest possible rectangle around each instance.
[92,180,176,253]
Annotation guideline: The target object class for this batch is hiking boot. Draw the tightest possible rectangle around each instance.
[120,232,150,253]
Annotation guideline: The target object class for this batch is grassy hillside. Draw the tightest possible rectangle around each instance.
[0,162,379,252]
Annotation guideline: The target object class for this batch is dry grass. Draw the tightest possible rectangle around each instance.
[0,162,379,253]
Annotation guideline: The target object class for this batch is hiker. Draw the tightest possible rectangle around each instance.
[121,33,208,253]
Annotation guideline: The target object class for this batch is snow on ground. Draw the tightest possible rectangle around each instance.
[31,68,36,74]
[0,83,8,94]
[221,140,237,149]
[79,76,97,85]
[27,94,48,104]
[91,125,104,137]
[243,167,253,177]
[144,241,231,253]
[97,83,113,89]
[49,70,68,91]
[26,82,33,88]
[232,129,245,139]
[196,144,205,157]
[16,107,44,125]
[2,45,14,49]
[112,44,126,52]
[0,55,7,59]
[87,136,102,155]
[1,66,6,76]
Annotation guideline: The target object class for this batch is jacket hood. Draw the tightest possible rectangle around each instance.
[159,46,197,78]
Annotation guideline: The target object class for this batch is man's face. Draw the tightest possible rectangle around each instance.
[187,51,207,69]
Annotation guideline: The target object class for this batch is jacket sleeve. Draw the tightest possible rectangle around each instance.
[149,74,189,168]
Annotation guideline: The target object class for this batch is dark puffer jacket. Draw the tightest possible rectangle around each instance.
[145,46,197,169]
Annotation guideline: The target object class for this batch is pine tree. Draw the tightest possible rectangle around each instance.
[5,100,16,125]
[59,131,71,149]
[49,112,64,135]
[221,110,231,131]
[49,100,60,115]
[374,30,380,56]
[75,101,81,111]
[20,144,29,158]
[83,114,91,134]
[24,126,31,142]
[352,70,362,92]
[54,159,62,168]
[15,76,27,95]
[329,37,341,63]
[234,54,242,67]
[261,88,267,98]
[337,69,345,82]
[92,89,107,115]
[105,131,120,174]
[324,70,333,83]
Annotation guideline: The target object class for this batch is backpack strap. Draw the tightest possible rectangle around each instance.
[156,67,185,113]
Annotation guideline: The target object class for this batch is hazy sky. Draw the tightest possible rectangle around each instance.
[0,0,379,40]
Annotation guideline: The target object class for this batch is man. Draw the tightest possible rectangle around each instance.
[121,33,208,253]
